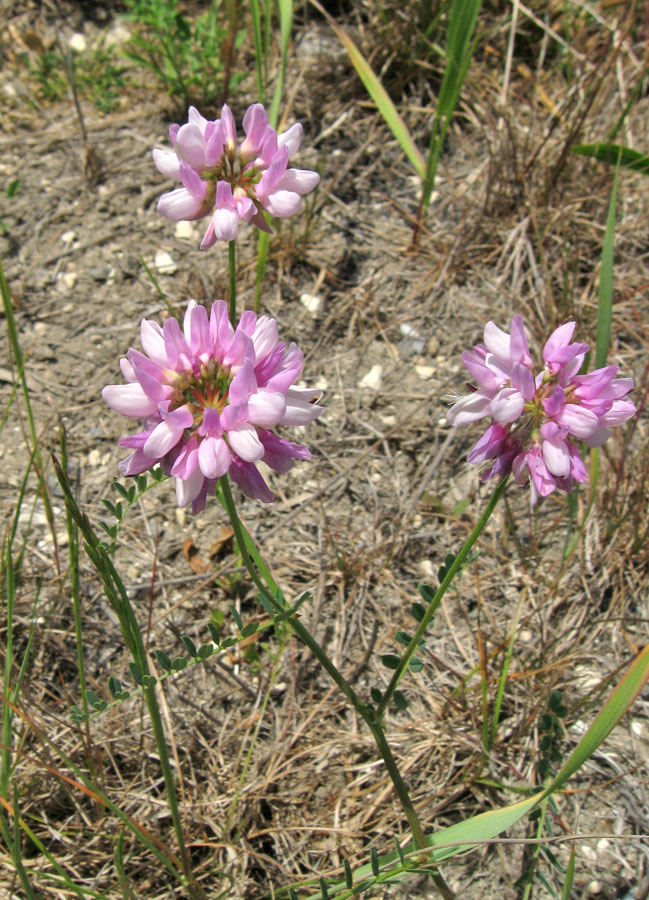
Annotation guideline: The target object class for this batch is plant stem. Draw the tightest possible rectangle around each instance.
[218,476,456,899]
[377,476,509,719]
[228,240,236,324]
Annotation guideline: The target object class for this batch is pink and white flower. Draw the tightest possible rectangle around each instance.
[447,315,635,504]
[102,301,324,512]
[153,104,320,247]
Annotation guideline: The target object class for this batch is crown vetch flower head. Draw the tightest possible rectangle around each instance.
[102,301,324,513]
[153,104,320,247]
[447,315,636,504]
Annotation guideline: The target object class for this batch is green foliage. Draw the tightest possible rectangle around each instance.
[122,0,246,110]
[26,43,128,112]
[573,142,649,176]
[99,467,166,554]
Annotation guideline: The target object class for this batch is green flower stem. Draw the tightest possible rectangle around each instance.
[376,476,509,720]
[228,240,236,324]
[52,460,203,900]
[218,477,456,899]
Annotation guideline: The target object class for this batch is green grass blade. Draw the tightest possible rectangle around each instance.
[309,0,425,178]
[0,258,57,559]
[268,0,293,128]
[561,844,576,900]
[572,142,649,176]
[300,641,649,898]
[595,159,619,369]
[543,642,649,795]
[419,0,481,217]
[250,0,265,102]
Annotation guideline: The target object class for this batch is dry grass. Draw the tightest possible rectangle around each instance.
[1,1,648,898]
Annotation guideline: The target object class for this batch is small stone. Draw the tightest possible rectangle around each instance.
[174,220,196,241]
[596,838,610,852]
[57,271,77,292]
[175,508,186,528]
[2,83,17,99]
[358,365,382,391]
[61,230,76,245]
[33,322,48,335]
[68,33,87,53]
[88,449,101,467]
[90,266,108,282]
[154,250,177,275]
[104,23,131,48]
[428,335,439,356]
[399,323,419,337]
[415,364,435,380]
[300,293,323,318]
[586,881,601,894]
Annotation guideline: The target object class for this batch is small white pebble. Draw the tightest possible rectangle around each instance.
[174,220,196,241]
[68,33,87,53]
[61,230,76,245]
[88,449,101,467]
[300,293,323,318]
[596,838,610,852]
[415,364,435,380]
[57,271,77,291]
[154,250,177,275]
[399,323,419,337]
[631,720,644,737]
[358,365,382,391]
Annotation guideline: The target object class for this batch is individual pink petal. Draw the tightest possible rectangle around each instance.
[229,358,256,405]
[152,148,181,180]
[229,459,274,502]
[540,429,570,476]
[446,391,491,426]
[555,403,598,438]
[157,187,205,221]
[247,391,286,427]
[187,106,209,133]
[278,168,320,194]
[280,387,325,425]
[120,357,136,382]
[140,319,168,367]
[510,362,535,400]
[175,465,205,507]
[241,103,269,159]
[198,434,232,479]
[206,207,239,244]
[466,422,510,463]
[599,398,636,426]
[221,104,237,148]
[490,388,525,424]
[118,450,158,476]
[509,315,532,367]
[483,321,513,366]
[258,428,310,472]
[264,190,302,218]
[143,406,193,457]
[184,300,212,360]
[226,423,264,461]
[170,436,200,478]
[175,122,206,169]
[102,383,158,417]
[277,122,303,157]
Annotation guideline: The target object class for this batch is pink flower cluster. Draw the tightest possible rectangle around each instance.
[447,316,635,503]
[153,104,320,247]
[102,301,324,512]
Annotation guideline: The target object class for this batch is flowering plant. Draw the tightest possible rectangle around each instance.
[447,315,636,503]
[152,104,320,246]
[102,300,324,512]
